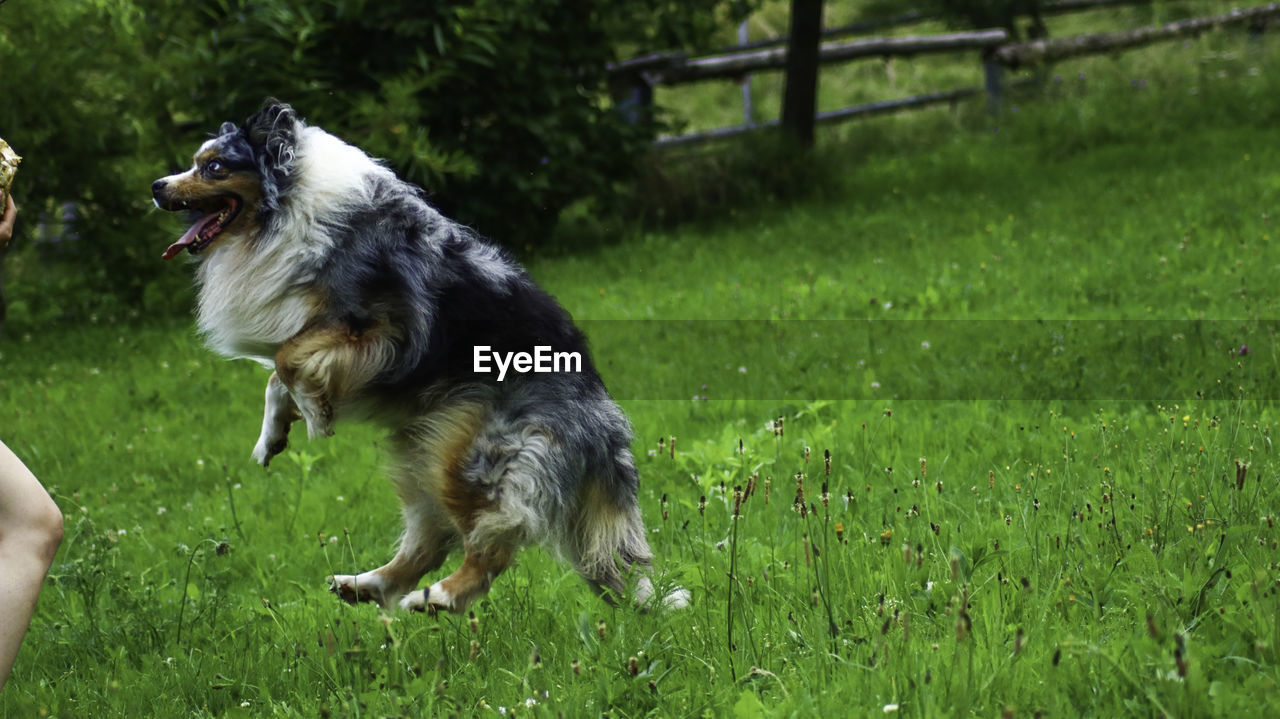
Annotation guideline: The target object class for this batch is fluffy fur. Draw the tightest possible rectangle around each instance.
[152,101,687,614]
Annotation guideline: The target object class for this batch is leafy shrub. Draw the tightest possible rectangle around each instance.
[0,0,747,328]
[166,0,745,244]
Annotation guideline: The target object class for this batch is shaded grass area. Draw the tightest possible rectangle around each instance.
[3,23,1280,719]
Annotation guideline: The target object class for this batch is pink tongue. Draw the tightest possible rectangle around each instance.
[161,212,217,261]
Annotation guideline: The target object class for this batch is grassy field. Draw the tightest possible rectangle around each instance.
[5,11,1280,719]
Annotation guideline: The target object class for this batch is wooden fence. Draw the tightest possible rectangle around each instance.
[610,1,1280,149]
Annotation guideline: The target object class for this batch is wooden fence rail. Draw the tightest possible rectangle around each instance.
[621,1,1280,148]
[648,30,1009,85]
[996,2,1280,67]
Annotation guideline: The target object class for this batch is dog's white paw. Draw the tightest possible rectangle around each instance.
[399,582,457,614]
[330,572,395,607]
[661,587,692,610]
[635,576,690,611]
[252,429,289,467]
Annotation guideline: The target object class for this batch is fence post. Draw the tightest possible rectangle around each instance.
[739,20,755,127]
[780,0,823,146]
[617,74,654,126]
[983,50,1005,114]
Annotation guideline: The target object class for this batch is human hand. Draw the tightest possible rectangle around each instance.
[0,195,15,248]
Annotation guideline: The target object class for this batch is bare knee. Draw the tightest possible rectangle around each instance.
[27,491,63,564]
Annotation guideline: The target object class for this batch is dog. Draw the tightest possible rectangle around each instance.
[151,101,687,614]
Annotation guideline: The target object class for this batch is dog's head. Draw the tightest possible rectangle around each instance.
[152,100,301,260]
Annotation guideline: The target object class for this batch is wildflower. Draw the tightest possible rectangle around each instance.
[884,703,900,713]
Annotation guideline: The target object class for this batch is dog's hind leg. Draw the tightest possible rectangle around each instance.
[399,541,514,615]
[275,320,399,439]
[252,372,299,467]
[330,487,458,610]
[332,401,488,610]
[399,421,550,615]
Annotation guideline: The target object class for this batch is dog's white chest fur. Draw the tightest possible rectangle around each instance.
[195,241,313,363]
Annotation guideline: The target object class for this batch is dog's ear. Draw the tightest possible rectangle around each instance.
[244,99,301,212]
[244,100,300,171]
[218,121,238,136]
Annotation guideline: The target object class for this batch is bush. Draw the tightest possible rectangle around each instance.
[0,0,195,327]
[0,0,747,329]
[166,0,744,245]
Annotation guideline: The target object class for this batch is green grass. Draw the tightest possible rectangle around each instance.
[5,20,1280,719]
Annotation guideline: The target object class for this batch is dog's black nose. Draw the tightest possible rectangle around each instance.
[151,179,166,199]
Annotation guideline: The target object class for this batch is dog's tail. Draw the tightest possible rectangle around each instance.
[572,458,689,610]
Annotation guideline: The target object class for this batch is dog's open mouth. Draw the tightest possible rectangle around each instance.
[162,196,241,260]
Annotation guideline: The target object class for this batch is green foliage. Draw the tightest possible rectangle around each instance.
[0,0,195,323]
[0,0,745,327]
[162,0,743,244]
[861,0,1047,37]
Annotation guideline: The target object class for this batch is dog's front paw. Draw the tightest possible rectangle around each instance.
[252,432,289,467]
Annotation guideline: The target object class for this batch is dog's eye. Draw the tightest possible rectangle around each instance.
[205,159,227,177]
